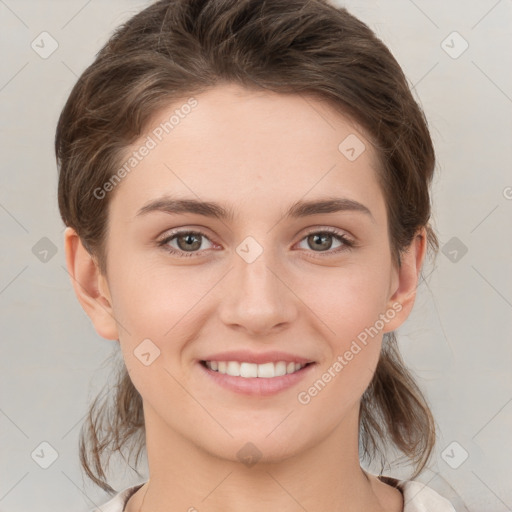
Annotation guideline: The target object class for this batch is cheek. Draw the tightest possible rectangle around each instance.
[295,267,388,410]
[109,260,217,338]
[297,261,392,342]
[293,263,389,402]
[295,340,381,437]
[108,263,209,406]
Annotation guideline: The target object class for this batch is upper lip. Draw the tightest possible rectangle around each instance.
[200,350,314,365]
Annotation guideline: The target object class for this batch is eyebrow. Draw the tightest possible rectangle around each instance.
[136,196,374,222]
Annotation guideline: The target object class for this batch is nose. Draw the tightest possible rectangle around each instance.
[217,248,298,337]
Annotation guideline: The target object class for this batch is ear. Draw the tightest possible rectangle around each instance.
[64,227,119,340]
[382,227,427,332]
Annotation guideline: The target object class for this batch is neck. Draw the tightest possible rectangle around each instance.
[127,403,402,512]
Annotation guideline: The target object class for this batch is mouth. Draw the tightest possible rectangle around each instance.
[201,360,313,378]
[199,358,316,396]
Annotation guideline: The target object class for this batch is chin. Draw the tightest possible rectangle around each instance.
[198,428,312,466]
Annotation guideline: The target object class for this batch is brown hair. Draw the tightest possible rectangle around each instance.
[56,0,438,493]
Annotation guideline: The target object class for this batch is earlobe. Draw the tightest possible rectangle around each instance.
[64,227,119,340]
[383,228,427,333]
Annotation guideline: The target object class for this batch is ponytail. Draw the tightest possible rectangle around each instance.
[359,331,436,477]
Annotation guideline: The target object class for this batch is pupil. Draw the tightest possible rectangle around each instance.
[179,233,201,251]
[311,233,332,251]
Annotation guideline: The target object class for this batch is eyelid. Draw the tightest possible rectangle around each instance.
[296,226,355,253]
[156,228,217,256]
[157,226,213,243]
[157,226,355,257]
[301,225,354,241]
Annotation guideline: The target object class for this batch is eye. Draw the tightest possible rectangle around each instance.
[296,228,354,255]
[157,227,355,258]
[158,230,215,257]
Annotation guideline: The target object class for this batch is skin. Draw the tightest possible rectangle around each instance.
[65,83,426,512]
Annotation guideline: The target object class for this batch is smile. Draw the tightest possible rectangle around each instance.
[203,360,309,378]
[199,351,316,396]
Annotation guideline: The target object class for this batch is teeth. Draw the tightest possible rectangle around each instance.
[227,361,240,376]
[205,360,307,378]
[240,362,258,378]
[258,362,274,378]
[274,361,287,376]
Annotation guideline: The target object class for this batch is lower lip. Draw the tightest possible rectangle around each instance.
[198,361,316,396]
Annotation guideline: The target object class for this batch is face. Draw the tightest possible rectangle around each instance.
[88,83,412,463]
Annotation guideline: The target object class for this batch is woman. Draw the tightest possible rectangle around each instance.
[55,0,456,510]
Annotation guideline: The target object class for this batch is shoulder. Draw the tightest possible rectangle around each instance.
[378,475,457,511]
[399,479,457,512]
[89,483,144,512]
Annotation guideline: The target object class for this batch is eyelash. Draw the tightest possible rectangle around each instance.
[157,227,355,258]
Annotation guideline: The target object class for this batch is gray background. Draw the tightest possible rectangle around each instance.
[1,0,511,510]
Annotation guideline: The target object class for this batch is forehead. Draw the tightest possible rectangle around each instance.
[108,83,386,224]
